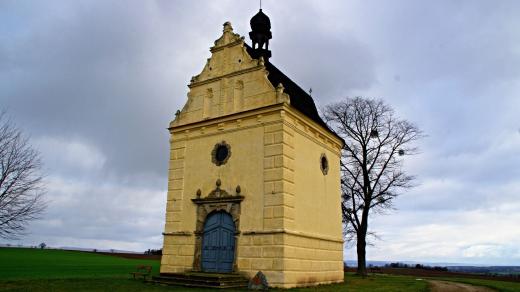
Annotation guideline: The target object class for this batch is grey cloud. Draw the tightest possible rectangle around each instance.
[1,0,519,264]
[1,1,199,178]
[27,175,166,248]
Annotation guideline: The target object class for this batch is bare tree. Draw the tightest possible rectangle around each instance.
[323,97,423,276]
[0,112,46,239]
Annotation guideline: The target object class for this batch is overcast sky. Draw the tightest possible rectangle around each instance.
[1,0,519,265]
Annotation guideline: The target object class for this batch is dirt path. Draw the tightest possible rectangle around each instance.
[428,280,495,292]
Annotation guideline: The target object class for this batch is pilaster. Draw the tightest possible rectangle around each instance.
[263,110,295,230]
[165,138,186,233]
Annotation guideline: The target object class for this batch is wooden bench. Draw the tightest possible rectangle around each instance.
[130,265,152,281]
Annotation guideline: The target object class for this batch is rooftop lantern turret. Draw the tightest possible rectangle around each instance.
[249,9,272,60]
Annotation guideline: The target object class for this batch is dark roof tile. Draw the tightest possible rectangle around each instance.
[245,44,343,143]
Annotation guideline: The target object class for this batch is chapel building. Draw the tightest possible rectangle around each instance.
[160,9,345,288]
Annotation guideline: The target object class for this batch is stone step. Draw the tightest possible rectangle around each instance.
[158,272,247,281]
[152,280,248,289]
[152,272,249,289]
[153,275,248,286]
[165,271,247,279]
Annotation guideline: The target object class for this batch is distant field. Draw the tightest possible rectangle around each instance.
[344,267,520,283]
[1,247,518,291]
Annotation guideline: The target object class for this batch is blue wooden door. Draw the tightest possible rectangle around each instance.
[201,211,235,273]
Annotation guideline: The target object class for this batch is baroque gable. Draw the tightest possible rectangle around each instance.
[170,22,288,128]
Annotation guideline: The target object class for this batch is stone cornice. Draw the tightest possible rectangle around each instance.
[188,65,264,88]
[282,106,344,151]
[210,39,244,53]
[169,103,343,155]
[191,195,245,205]
[163,229,344,243]
[242,229,344,243]
[162,231,192,236]
[169,103,284,132]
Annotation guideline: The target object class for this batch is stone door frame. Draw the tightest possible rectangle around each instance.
[191,180,244,272]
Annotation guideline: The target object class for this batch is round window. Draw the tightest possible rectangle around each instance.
[212,141,231,166]
[320,154,329,175]
[215,145,229,162]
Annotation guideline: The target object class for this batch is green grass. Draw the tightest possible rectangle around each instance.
[3,247,516,291]
[291,273,429,292]
[428,276,520,292]
[0,248,429,291]
[0,273,429,292]
[0,278,196,292]
[0,247,160,280]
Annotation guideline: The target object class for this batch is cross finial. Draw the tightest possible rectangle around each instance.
[260,0,262,9]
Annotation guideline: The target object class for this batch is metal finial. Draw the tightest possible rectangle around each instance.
[309,88,313,96]
[260,0,262,9]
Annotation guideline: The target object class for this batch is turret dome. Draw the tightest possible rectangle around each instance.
[249,9,273,60]
[250,9,271,33]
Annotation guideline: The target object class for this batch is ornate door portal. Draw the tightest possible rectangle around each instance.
[192,179,243,273]
[201,211,236,272]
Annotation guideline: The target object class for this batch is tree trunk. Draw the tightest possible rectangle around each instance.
[357,209,369,277]
[356,233,367,277]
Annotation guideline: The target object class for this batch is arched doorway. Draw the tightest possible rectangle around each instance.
[201,211,236,273]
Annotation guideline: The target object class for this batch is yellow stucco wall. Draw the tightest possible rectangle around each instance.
[160,22,344,288]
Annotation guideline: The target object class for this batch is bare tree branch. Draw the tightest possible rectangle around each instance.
[0,112,46,239]
[323,97,423,276]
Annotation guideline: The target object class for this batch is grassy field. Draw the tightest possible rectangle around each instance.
[0,247,160,280]
[0,274,429,292]
[1,247,517,291]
